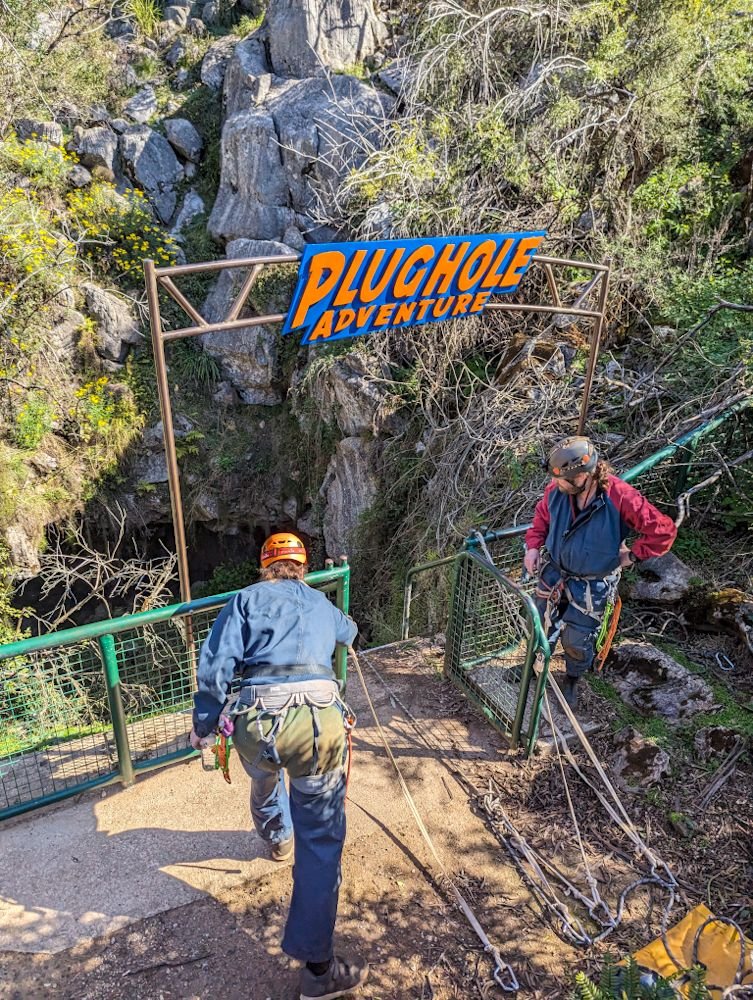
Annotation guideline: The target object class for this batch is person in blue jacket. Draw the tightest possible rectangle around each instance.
[524,437,677,711]
[189,532,368,1000]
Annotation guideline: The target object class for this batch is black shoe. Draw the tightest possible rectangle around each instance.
[562,675,579,712]
[299,955,369,999]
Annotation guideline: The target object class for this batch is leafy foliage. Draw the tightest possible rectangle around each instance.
[569,956,710,999]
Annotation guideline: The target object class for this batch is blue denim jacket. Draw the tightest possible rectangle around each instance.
[192,580,358,737]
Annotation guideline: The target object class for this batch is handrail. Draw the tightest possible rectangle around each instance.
[0,565,350,661]
[461,396,753,550]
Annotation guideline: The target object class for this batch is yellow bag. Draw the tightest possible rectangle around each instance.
[632,904,753,997]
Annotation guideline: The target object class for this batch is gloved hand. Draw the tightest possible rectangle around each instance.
[189,729,214,750]
[524,548,541,576]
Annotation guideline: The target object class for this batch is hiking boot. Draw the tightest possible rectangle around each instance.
[562,675,580,712]
[270,836,294,862]
[299,955,369,1000]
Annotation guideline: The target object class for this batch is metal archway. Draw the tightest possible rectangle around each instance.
[143,250,610,603]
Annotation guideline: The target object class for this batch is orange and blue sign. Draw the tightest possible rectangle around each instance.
[282,231,546,346]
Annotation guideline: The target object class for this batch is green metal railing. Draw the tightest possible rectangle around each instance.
[0,563,351,821]
[444,550,550,754]
[403,398,752,754]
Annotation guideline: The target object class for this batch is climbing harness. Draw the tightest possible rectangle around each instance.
[225,678,357,778]
[348,644,519,994]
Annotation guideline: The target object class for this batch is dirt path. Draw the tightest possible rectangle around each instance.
[1,638,750,999]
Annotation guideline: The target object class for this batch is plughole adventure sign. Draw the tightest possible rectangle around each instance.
[282,231,547,346]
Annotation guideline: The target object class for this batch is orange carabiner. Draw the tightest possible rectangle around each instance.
[211,733,232,784]
[595,595,622,672]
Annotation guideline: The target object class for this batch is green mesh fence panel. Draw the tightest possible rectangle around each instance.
[0,640,116,814]
[1,569,349,820]
[113,610,216,768]
[444,552,541,749]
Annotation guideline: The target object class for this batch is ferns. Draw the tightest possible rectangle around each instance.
[569,957,711,999]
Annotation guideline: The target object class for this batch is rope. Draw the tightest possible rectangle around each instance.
[347,646,520,993]
[456,535,680,948]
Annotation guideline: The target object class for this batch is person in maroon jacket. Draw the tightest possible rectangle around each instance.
[524,436,677,710]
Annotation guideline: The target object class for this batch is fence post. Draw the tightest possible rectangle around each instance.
[335,557,350,689]
[98,634,135,786]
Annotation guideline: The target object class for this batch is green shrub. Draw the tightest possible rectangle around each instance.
[13,393,54,450]
[0,136,74,191]
[194,559,258,598]
[569,956,710,999]
[0,187,76,332]
[123,0,162,38]
[67,182,179,280]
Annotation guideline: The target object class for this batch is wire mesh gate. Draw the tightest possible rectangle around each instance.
[0,565,350,821]
[404,398,753,755]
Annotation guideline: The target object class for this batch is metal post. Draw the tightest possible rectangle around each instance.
[98,634,135,786]
[577,265,611,435]
[335,555,350,688]
[143,258,192,605]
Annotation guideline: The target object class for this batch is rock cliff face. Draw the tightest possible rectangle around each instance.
[267,0,387,78]
[193,0,393,558]
[3,0,394,578]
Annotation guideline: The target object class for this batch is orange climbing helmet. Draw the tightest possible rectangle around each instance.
[260,532,307,568]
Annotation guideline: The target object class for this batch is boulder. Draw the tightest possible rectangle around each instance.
[201,0,221,25]
[193,489,221,522]
[14,119,64,145]
[212,381,239,406]
[275,75,393,220]
[123,85,158,124]
[224,32,273,115]
[608,642,719,724]
[294,352,396,436]
[50,309,86,356]
[164,118,203,162]
[209,75,393,243]
[201,36,238,90]
[142,415,195,450]
[76,126,118,172]
[109,117,130,134]
[165,38,188,68]
[68,164,93,188]
[631,552,695,603]
[5,525,41,579]
[132,452,169,485]
[208,108,296,242]
[187,17,206,36]
[375,58,414,97]
[320,436,379,558]
[266,0,387,79]
[164,4,189,26]
[119,125,184,223]
[171,188,206,239]
[200,238,294,404]
[81,283,142,362]
[611,727,671,791]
